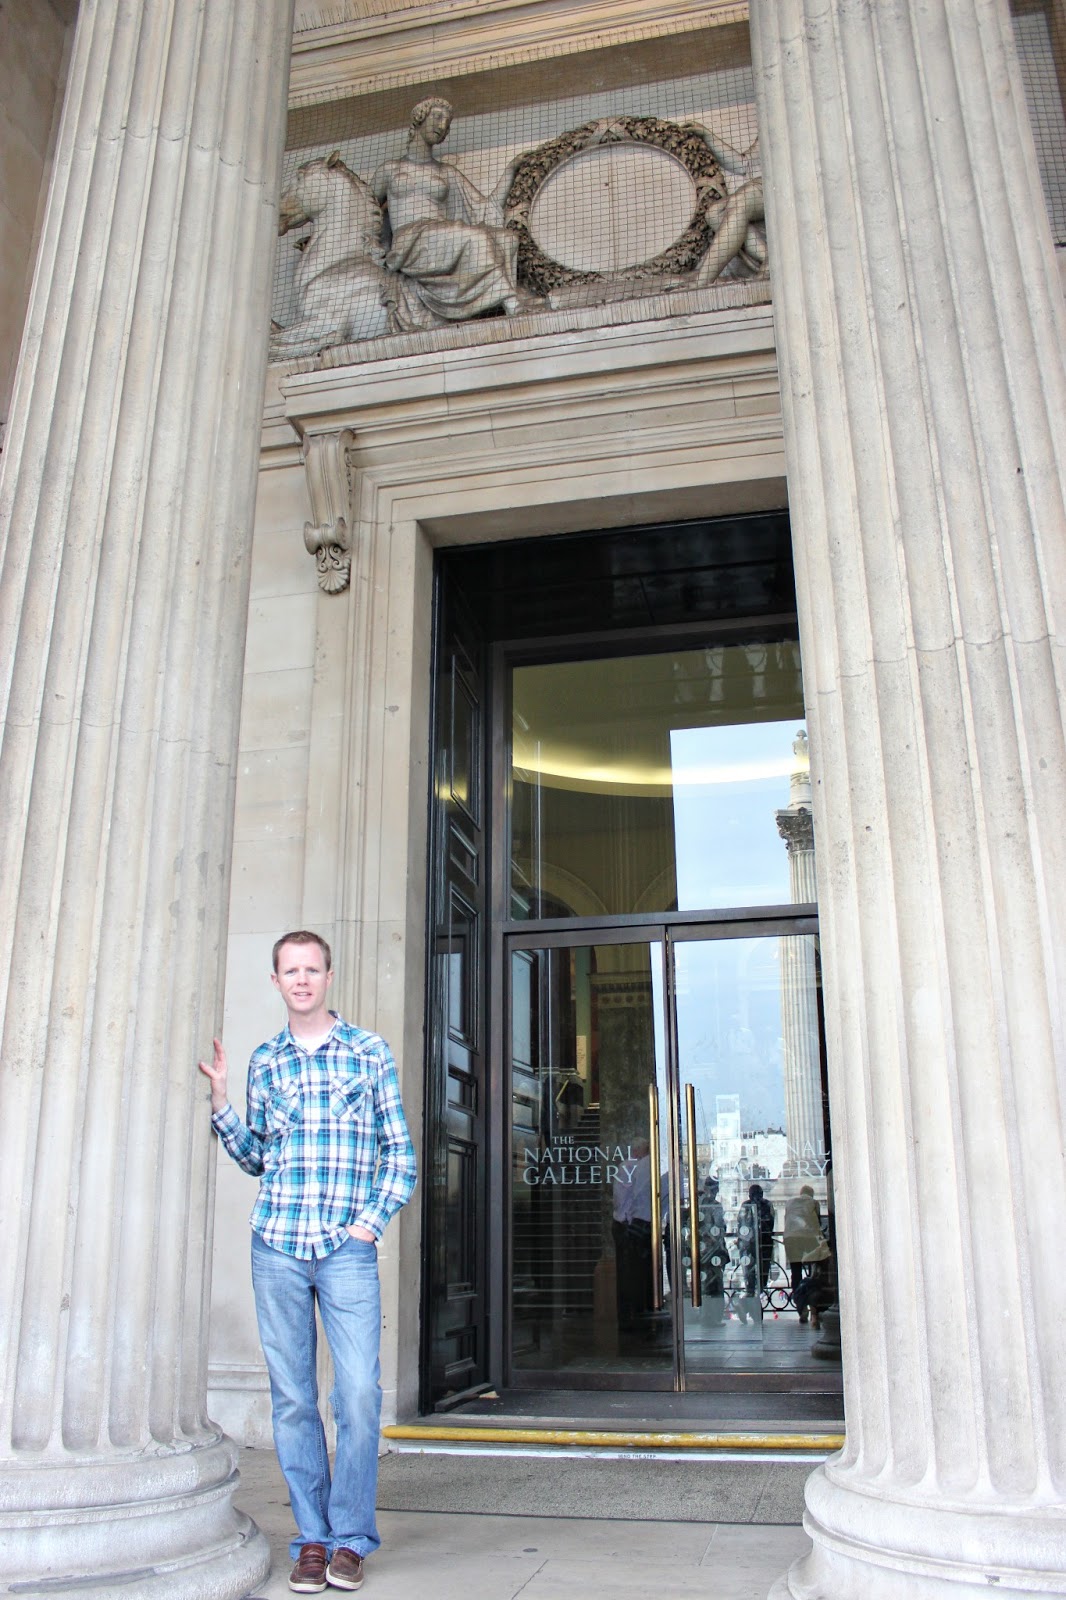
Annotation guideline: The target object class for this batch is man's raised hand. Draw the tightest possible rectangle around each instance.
[197,1037,229,1113]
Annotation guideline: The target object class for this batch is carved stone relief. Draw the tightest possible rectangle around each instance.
[269,102,767,361]
[505,115,728,302]
[272,154,390,358]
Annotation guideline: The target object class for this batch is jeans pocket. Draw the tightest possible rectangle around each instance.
[345,1227,377,1248]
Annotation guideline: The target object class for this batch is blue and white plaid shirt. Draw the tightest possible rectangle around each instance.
[212,1014,416,1259]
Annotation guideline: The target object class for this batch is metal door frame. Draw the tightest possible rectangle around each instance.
[498,915,822,1392]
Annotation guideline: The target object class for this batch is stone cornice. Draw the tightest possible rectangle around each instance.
[258,305,786,558]
[276,303,777,446]
[288,0,749,106]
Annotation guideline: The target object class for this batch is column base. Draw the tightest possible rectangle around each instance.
[0,1435,271,1598]
[770,1466,1066,1597]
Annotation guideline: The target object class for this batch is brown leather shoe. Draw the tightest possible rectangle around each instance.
[326,1546,365,1590]
[289,1542,329,1593]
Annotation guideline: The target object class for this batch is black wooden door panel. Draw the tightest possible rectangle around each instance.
[422,579,489,1406]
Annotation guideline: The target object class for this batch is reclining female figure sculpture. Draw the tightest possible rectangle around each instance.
[371,97,534,333]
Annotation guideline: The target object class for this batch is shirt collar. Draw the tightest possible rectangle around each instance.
[286,1010,339,1052]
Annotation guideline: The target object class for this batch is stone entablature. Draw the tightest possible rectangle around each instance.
[288,0,750,104]
[265,302,783,590]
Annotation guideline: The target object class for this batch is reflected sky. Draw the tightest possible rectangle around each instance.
[674,936,789,1139]
[671,719,800,910]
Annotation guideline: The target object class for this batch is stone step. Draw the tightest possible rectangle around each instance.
[376,1443,819,1524]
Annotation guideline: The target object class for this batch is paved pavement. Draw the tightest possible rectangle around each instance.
[236,1448,811,1600]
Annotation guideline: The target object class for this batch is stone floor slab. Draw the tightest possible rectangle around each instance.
[236,1447,812,1600]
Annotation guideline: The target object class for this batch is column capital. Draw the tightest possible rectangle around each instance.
[775,806,814,854]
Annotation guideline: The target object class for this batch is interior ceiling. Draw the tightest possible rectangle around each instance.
[512,648,806,797]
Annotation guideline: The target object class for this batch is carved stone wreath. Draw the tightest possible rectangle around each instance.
[504,115,728,298]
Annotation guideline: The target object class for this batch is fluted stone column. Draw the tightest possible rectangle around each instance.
[0,2,293,1594]
[750,1,1066,1595]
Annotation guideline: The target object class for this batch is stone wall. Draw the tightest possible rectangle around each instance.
[0,0,75,437]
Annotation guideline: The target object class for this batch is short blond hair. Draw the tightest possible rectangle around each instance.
[272,930,332,973]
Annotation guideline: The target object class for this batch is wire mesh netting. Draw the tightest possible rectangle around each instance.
[271,17,765,361]
[272,6,1066,365]
[1012,0,1066,244]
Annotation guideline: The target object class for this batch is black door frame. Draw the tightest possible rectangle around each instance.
[421,514,810,1409]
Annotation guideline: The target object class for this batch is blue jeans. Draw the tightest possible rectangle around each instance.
[251,1230,382,1560]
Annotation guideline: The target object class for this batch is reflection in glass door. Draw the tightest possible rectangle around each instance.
[508,929,832,1390]
[673,932,832,1384]
[510,938,673,1385]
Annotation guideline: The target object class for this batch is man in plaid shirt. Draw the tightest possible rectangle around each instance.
[200,930,416,1594]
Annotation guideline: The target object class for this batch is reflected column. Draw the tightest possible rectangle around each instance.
[775,729,822,1179]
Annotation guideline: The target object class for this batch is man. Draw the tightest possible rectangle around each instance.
[735,1181,776,1325]
[199,931,416,1595]
[783,1184,823,1319]
[612,1138,652,1334]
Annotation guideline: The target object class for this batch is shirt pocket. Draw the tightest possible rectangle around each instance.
[265,1080,302,1140]
[329,1071,372,1123]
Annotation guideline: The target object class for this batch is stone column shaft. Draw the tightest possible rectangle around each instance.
[750,0,1066,1594]
[0,1,293,1593]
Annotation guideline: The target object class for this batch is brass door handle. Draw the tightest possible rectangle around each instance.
[685,1082,701,1308]
[648,1082,663,1312]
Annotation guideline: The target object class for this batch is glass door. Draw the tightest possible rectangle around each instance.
[509,934,674,1387]
[500,619,833,1393]
[507,924,833,1391]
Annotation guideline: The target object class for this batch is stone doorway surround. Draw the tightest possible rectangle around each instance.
[208,298,789,1449]
[215,7,1066,1596]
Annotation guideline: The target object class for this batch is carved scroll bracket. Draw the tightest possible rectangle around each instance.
[301,427,355,593]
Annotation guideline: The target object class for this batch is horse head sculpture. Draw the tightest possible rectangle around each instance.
[271,151,390,356]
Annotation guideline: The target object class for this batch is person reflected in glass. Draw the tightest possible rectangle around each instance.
[735,1181,775,1324]
[783,1183,822,1321]
[698,1174,729,1325]
[794,1236,832,1329]
[371,98,533,333]
[612,1138,652,1337]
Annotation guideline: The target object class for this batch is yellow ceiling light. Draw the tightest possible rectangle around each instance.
[513,748,796,795]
